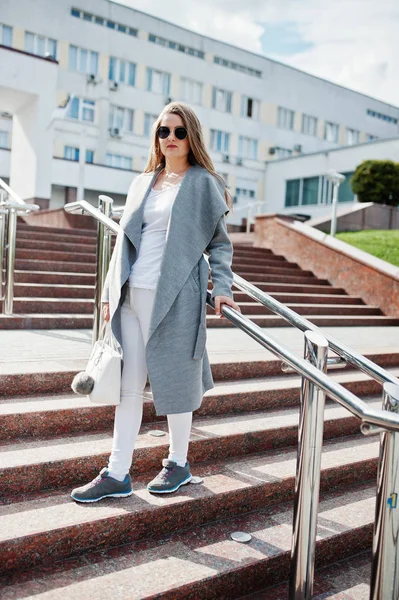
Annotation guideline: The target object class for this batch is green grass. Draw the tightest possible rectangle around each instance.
[336,230,399,267]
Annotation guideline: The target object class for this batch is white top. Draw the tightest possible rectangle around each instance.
[128,182,181,290]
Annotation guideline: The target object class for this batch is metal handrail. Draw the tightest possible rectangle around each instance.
[233,273,399,388]
[214,297,399,431]
[64,195,399,599]
[0,181,40,314]
[65,200,120,234]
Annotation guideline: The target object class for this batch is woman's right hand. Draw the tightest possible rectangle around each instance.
[102,302,110,322]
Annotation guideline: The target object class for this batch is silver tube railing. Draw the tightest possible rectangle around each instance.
[0,179,40,314]
[289,331,328,599]
[232,272,399,388]
[64,195,399,598]
[370,382,399,600]
[64,198,121,340]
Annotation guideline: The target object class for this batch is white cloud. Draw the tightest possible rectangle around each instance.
[117,0,398,105]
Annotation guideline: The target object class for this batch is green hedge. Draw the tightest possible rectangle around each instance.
[351,160,399,206]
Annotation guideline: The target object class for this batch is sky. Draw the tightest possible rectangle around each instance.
[115,0,398,107]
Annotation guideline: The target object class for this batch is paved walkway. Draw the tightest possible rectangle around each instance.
[1,325,398,375]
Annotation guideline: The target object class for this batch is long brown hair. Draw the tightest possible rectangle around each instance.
[143,102,233,210]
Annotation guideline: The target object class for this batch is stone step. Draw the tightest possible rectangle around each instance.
[14,283,95,299]
[232,258,300,269]
[17,224,97,236]
[233,251,286,261]
[233,292,363,305]
[15,248,96,263]
[11,285,362,305]
[239,551,371,599]
[0,436,377,580]
[16,237,98,254]
[16,230,99,245]
[206,314,399,328]
[13,258,95,273]
[3,353,396,398]
[233,264,314,276]
[5,298,377,316]
[13,270,96,285]
[2,312,398,330]
[231,272,329,284]
[0,396,383,497]
[206,303,382,317]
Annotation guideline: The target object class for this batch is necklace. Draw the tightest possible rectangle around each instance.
[163,166,190,178]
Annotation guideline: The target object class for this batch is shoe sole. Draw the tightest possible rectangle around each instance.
[147,474,192,494]
[71,489,133,503]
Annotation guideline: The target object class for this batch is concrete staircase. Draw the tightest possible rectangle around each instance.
[1,222,398,329]
[1,347,398,597]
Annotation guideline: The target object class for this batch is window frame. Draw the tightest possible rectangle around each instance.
[69,44,99,75]
[278,106,295,130]
[212,87,232,113]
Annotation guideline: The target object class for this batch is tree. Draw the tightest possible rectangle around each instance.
[350,160,399,206]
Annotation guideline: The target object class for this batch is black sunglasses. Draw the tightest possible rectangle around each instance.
[157,126,188,140]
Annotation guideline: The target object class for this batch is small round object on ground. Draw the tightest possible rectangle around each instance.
[230,531,252,543]
[190,476,203,484]
[148,430,166,437]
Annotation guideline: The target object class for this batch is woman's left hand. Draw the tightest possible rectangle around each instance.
[214,295,241,319]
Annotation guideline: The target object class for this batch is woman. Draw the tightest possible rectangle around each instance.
[71,101,241,503]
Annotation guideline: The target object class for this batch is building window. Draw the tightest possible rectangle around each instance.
[302,176,319,205]
[148,33,204,58]
[302,114,317,136]
[324,121,339,142]
[366,133,378,142]
[212,87,232,113]
[144,113,158,137]
[109,57,136,86]
[241,96,260,119]
[69,45,99,75]
[1,23,12,46]
[24,32,57,59]
[345,128,360,145]
[109,105,134,132]
[278,107,295,130]
[66,97,95,122]
[70,8,138,36]
[64,146,94,162]
[367,109,398,125]
[105,153,132,170]
[236,188,256,200]
[285,179,300,207]
[180,77,202,104]
[238,136,258,160]
[146,68,171,95]
[0,131,9,149]
[210,129,230,153]
[285,174,354,208]
[214,56,262,78]
[272,146,293,158]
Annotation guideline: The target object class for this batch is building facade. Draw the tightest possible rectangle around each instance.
[0,0,398,223]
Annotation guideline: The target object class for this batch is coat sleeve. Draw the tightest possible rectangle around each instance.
[101,228,124,303]
[205,213,234,300]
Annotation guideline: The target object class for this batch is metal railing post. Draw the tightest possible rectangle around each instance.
[3,206,17,315]
[0,191,6,299]
[289,330,328,600]
[370,382,399,599]
[92,195,113,344]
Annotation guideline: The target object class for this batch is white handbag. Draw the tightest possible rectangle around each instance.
[85,321,122,405]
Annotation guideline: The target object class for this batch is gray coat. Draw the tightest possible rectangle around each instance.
[101,163,234,415]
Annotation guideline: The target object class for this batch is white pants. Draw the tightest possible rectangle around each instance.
[107,286,193,478]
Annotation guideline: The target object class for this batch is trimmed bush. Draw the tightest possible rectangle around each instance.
[351,160,399,206]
